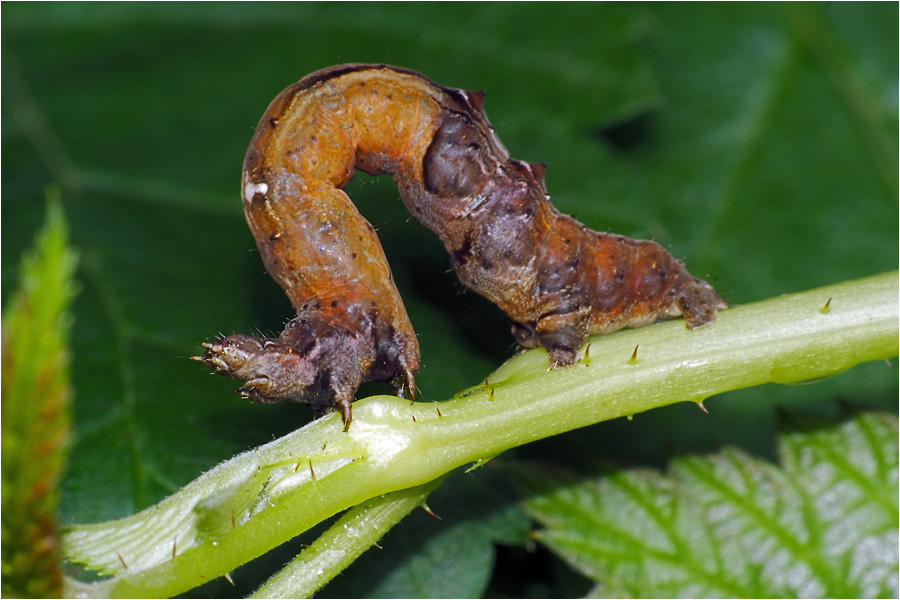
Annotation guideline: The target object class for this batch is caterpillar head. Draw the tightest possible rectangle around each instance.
[194,326,364,430]
[195,335,318,404]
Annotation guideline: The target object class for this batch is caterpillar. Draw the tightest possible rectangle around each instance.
[196,63,727,430]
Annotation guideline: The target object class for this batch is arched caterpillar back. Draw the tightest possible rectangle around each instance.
[196,64,727,429]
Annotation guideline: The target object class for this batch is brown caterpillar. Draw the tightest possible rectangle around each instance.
[196,64,727,430]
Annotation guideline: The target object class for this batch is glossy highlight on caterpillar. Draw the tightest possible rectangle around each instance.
[196,63,727,430]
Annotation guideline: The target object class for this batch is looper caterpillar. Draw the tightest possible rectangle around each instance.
[196,64,727,429]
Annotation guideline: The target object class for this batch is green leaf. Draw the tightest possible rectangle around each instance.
[2,3,896,596]
[2,192,79,598]
[512,411,899,598]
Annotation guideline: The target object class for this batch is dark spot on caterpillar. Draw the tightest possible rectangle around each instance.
[197,63,727,428]
[449,232,474,270]
[422,112,487,198]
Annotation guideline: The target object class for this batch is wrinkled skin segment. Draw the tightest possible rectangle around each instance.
[198,63,727,428]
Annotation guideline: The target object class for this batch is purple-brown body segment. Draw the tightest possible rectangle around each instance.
[197,64,727,427]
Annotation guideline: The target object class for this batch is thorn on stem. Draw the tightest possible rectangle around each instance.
[628,345,639,364]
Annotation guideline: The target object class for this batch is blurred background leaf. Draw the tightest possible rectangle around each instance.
[2,3,896,597]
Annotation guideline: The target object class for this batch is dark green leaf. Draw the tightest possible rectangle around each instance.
[2,3,896,596]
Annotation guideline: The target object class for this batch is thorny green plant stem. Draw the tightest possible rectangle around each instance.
[63,272,899,598]
[249,476,447,599]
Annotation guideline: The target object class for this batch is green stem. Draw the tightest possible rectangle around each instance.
[250,476,446,599]
[63,272,899,598]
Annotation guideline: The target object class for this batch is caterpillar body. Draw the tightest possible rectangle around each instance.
[197,64,727,430]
